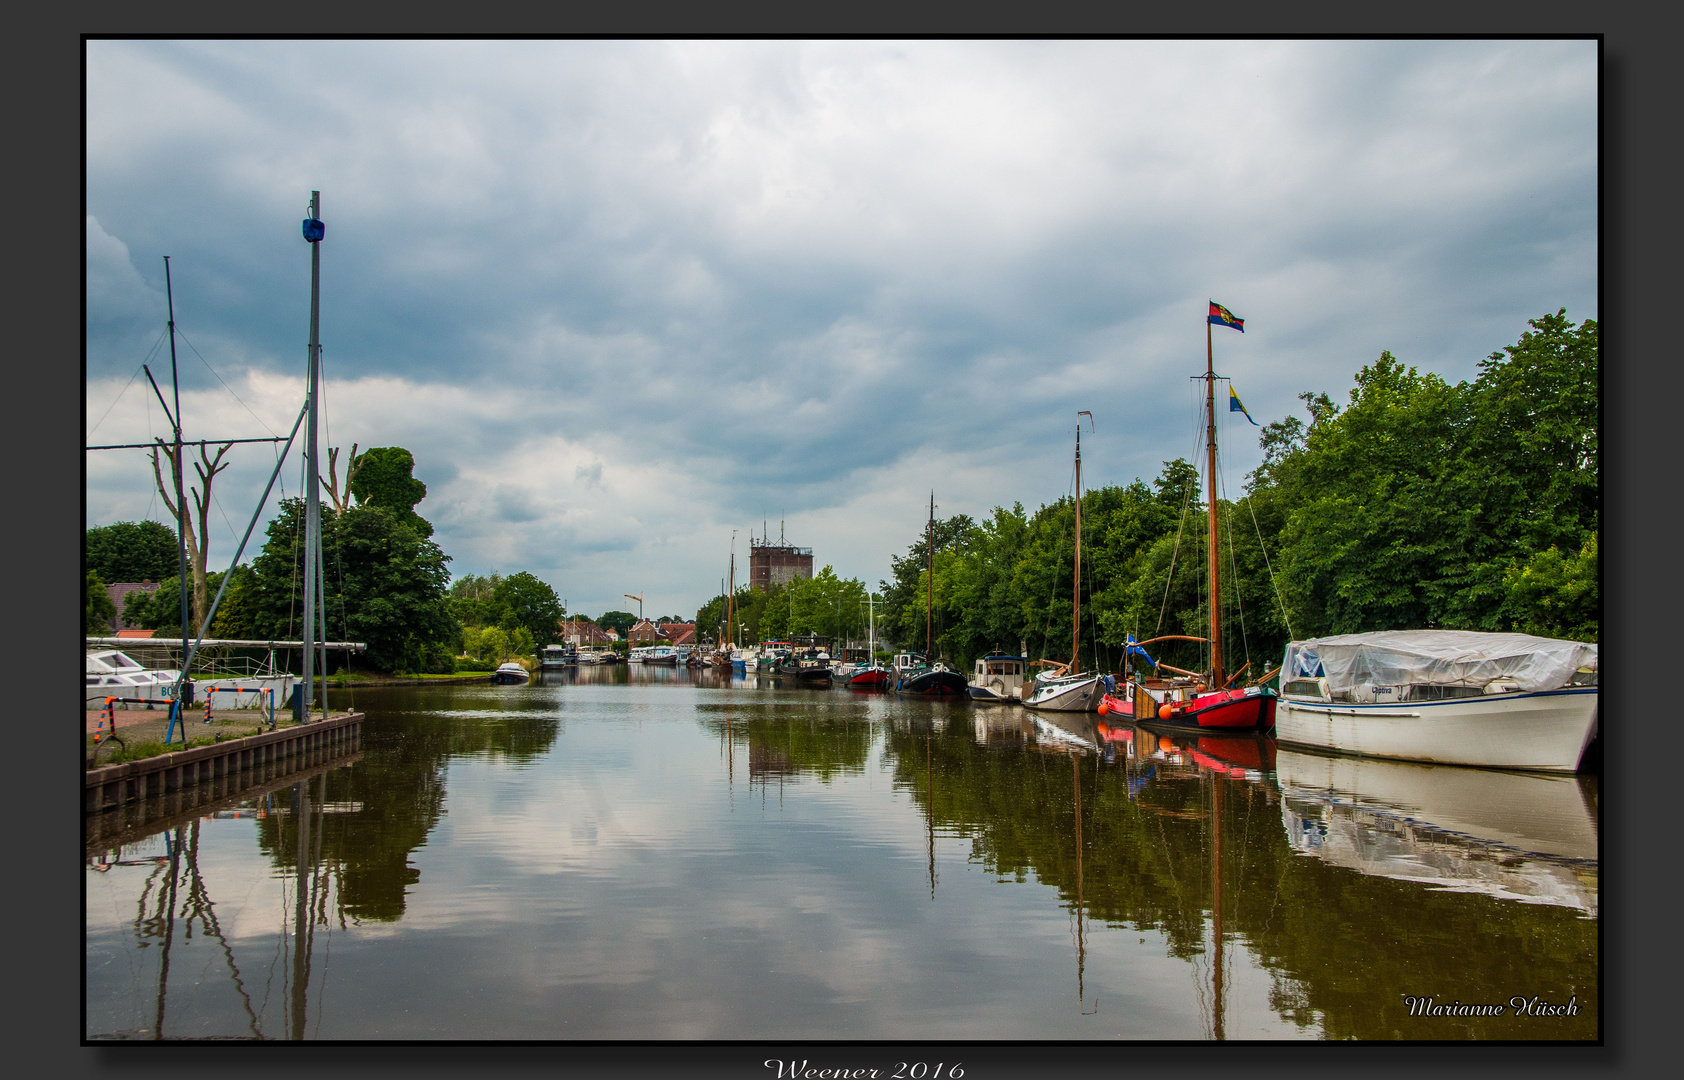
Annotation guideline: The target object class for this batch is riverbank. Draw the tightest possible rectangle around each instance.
[323,671,492,688]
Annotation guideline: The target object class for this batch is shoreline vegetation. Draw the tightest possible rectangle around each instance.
[88,312,1595,685]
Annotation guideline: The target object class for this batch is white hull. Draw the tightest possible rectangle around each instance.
[1275,687,1599,772]
[194,674,296,711]
[1021,674,1101,713]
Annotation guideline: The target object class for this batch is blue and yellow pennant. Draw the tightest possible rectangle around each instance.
[1229,386,1259,425]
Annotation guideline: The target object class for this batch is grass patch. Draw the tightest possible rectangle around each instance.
[89,726,270,767]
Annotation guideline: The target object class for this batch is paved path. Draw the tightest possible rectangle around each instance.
[86,707,175,733]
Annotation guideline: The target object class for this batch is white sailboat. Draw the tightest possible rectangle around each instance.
[1023,414,1102,713]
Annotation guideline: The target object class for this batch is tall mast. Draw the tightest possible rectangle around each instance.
[1205,318,1223,690]
[926,492,934,658]
[302,191,324,721]
[163,257,189,708]
[1072,422,1082,673]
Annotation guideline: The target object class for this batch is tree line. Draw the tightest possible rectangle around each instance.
[695,565,879,651]
[87,446,568,675]
[874,310,1598,679]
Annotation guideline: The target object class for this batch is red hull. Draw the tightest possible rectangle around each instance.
[1149,687,1277,732]
[1097,694,1133,717]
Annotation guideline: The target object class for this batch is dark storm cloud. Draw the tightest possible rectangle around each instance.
[86,39,1595,617]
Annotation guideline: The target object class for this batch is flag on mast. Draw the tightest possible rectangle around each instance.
[1229,386,1259,425]
[1208,301,1244,332]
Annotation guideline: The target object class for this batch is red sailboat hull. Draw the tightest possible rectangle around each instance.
[1138,686,1276,732]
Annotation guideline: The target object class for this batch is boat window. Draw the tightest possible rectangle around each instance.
[1402,684,1486,701]
[1281,679,1325,698]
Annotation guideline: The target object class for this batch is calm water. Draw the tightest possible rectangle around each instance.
[85,666,1599,1041]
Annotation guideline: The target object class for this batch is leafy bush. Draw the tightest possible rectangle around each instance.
[421,643,458,674]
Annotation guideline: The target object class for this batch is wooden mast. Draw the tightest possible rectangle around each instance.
[927,491,935,659]
[1205,318,1224,691]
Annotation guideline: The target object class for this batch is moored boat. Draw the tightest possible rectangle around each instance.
[1100,308,1276,731]
[1023,414,1101,715]
[968,654,1027,702]
[778,646,834,685]
[1273,630,1599,772]
[491,661,531,685]
[894,654,969,695]
[846,662,891,689]
[539,643,578,669]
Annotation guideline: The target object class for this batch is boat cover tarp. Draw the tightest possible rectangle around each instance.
[1282,631,1597,694]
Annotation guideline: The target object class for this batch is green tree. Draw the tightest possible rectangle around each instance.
[1251,312,1598,639]
[122,571,223,639]
[491,571,565,646]
[86,571,117,635]
[1502,533,1598,641]
[595,610,636,638]
[449,573,503,627]
[246,498,455,673]
[85,520,180,583]
[348,446,432,537]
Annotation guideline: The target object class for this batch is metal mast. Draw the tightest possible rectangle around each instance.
[302,192,324,722]
[163,258,190,712]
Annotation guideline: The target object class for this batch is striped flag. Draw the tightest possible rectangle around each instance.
[1208,302,1244,332]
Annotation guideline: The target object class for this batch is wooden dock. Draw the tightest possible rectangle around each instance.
[84,711,363,814]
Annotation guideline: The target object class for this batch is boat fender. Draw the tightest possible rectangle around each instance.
[1158,703,1173,720]
[1097,701,1109,716]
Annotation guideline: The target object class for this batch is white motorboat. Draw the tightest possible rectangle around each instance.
[1274,630,1599,772]
[1023,671,1104,712]
[85,650,183,710]
[539,644,578,669]
[491,661,531,685]
[968,654,1027,703]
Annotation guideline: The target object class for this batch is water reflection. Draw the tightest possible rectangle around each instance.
[1276,748,1598,916]
[87,682,1597,1040]
[87,766,347,1040]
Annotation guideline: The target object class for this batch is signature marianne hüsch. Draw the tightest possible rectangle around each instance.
[1403,994,1581,1017]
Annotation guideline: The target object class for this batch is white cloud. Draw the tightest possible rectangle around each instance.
[86,40,1597,620]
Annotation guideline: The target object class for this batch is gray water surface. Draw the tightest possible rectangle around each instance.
[85,668,1598,1040]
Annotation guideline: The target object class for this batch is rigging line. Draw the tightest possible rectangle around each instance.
[287,451,305,642]
[87,359,152,439]
[175,328,281,438]
[210,486,239,555]
[1245,490,1295,644]
[1216,442,1251,677]
[1155,462,1196,639]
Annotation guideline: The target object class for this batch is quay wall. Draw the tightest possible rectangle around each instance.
[85,712,362,814]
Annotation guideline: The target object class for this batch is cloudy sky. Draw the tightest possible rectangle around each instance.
[85,39,1597,621]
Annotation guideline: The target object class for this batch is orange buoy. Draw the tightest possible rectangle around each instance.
[1097,701,1110,716]
[1158,703,1173,720]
